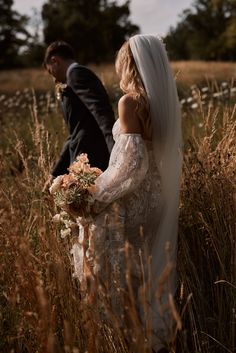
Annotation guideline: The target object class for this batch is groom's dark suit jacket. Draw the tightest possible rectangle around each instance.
[52,63,115,177]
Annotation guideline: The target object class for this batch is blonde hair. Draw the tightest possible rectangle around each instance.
[115,41,152,139]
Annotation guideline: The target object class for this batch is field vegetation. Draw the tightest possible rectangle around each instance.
[0,62,235,353]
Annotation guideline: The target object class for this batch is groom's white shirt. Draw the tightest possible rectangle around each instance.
[66,62,79,81]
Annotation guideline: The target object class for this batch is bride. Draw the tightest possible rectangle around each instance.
[71,34,182,352]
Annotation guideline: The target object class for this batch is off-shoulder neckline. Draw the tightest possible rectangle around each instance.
[118,133,152,143]
[114,120,152,143]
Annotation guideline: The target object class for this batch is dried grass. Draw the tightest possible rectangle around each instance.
[0,68,235,353]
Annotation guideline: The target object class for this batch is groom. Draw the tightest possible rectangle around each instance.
[44,41,115,177]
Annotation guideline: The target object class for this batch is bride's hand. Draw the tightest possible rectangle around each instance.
[91,200,108,215]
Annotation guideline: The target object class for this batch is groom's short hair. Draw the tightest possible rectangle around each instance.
[43,41,75,67]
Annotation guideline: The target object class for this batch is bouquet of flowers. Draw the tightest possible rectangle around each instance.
[50,153,102,237]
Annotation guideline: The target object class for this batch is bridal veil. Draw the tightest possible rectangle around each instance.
[129,34,182,346]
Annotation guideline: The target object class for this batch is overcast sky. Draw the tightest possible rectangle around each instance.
[13,0,194,36]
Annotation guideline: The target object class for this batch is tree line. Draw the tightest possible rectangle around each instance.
[0,0,236,69]
[165,0,236,61]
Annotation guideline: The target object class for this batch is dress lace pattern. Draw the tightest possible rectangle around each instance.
[71,118,161,314]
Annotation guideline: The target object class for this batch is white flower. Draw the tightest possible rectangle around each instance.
[213,92,222,98]
[230,87,236,95]
[221,81,228,88]
[60,228,71,238]
[52,214,61,223]
[49,175,63,194]
[64,219,73,228]
[60,211,69,220]
[191,103,198,109]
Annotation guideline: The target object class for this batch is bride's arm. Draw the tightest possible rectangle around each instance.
[92,94,149,209]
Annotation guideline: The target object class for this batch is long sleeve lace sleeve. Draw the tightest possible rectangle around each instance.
[93,134,149,205]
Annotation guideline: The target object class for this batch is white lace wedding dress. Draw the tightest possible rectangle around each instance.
[70,118,171,349]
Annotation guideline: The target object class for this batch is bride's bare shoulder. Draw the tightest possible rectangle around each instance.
[118,93,141,133]
[118,93,141,111]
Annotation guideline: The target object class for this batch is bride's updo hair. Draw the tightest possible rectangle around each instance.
[115,41,152,139]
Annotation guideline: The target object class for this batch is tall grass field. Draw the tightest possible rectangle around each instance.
[0,62,235,353]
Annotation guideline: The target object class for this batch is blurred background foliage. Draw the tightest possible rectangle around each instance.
[165,0,236,61]
[1,0,236,69]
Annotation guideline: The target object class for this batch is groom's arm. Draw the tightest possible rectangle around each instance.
[67,66,115,153]
[51,136,71,177]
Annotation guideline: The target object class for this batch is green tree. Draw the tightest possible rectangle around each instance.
[165,10,192,61]
[0,0,29,68]
[165,0,236,61]
[41,0,139,63]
